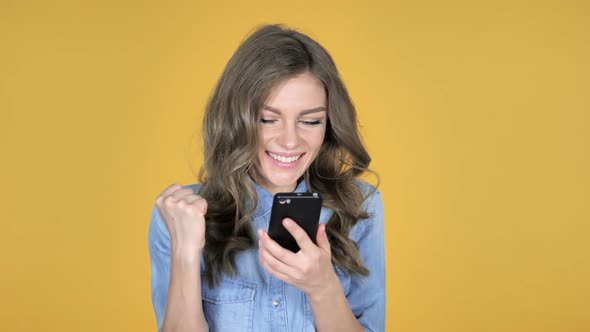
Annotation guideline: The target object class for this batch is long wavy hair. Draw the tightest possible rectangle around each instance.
[198,24,378,287]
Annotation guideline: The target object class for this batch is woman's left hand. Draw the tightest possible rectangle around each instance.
[258,218,339,297]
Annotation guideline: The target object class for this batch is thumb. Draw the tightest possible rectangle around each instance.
[316,224,331,254]
[193,197,208,215]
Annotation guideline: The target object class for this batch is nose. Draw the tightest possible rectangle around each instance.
[277,121,300,149]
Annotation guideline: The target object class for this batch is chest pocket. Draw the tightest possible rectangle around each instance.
[201,276,256,332]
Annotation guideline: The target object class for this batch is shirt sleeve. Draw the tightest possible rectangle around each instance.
[147,203,171,332]
[347,188,386,332]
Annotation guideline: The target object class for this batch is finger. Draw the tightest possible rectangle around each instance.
[259,252,293,283]
[180,194,201,204]
[192,196,208,215]
[164,189,195,212]
[156,183,182,204]
[170,187,197,200]
[282,218,315,252]
[176,194,208,216]
[316,224,331,254]
[259,246,300,280]
[258,229,299,265]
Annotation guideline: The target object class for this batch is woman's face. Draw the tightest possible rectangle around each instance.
[254,71,327,195]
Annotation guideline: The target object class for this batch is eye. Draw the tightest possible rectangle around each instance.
[300,120,322,126]
[260,118,277,124]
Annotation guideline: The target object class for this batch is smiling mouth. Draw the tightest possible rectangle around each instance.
[267,152,304,163]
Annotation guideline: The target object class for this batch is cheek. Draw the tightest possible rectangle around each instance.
[258,130,269,150]
[311,137,323,151]
[310,128,327,151]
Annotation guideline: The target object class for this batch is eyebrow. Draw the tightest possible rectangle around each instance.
[262,105,327,115]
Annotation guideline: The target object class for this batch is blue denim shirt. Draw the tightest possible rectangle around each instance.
[148,180,386,332]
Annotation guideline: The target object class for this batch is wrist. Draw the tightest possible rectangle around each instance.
[308,271,342,304]
[171,245,203,264]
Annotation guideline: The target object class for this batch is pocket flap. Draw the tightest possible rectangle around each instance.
[201,276,256,304]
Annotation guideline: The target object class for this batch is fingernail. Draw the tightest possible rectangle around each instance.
[283,218,292,227]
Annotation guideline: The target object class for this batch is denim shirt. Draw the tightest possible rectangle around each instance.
[148,180,386,332]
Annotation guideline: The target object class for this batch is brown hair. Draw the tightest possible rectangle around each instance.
[198,24,378,287]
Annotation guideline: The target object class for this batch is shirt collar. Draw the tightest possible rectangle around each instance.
[253,177,308,218]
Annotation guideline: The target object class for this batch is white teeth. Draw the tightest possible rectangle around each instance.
[268,152,302,163]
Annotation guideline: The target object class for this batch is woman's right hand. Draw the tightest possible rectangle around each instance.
[155,183,208,261]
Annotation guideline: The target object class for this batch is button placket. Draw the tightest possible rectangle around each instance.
[269,276,287,331]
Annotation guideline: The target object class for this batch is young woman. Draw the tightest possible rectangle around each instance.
[148,24,385,332]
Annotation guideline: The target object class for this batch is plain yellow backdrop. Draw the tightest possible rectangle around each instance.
[1,0,588,331]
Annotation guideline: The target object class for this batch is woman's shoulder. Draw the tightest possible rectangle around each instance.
[352,180,381,207]
[348,180,384,241]
[182,183,202,193]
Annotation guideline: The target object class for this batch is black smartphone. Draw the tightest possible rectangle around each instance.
[267,192,323,252]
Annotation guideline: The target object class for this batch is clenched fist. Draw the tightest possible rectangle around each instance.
[155,183,208,261]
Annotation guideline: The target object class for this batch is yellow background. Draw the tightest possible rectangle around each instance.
[1,0,588,331]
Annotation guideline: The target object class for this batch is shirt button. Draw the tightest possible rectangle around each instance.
[273,299,280,308]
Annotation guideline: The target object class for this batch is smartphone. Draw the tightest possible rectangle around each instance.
[267,192,323,252]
